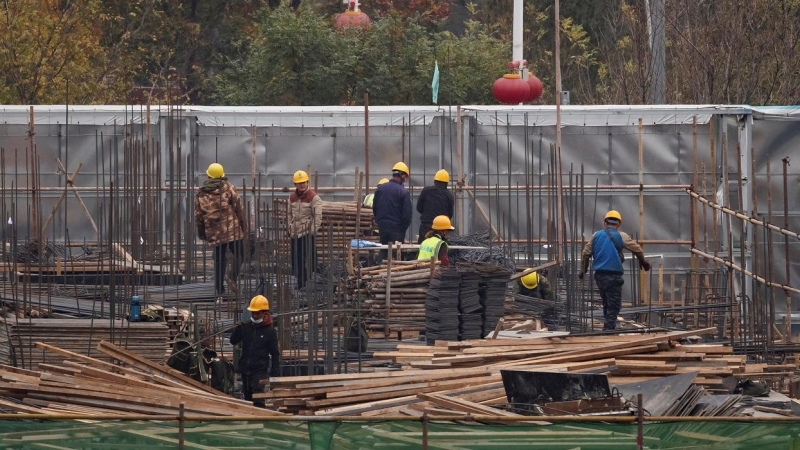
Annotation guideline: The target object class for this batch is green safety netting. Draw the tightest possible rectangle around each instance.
[0,420,799,449]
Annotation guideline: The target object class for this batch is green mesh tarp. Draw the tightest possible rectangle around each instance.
[0,420,799,449]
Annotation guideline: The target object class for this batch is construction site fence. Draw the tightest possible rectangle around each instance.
[2,414,800,449]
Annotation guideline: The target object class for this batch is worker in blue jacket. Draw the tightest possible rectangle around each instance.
[373,162,412,262]
[579,210,651,331]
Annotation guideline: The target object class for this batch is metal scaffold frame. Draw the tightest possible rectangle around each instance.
[0,104,799,370]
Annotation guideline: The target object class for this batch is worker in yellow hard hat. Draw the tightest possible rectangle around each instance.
[417,215,454,267]
[362,178,389,209]
[373,162,412,263]
[195,162,247,298]
[517,271,554,301]
[416,169,454,244]
[230,295,280,407]
[288,170,322,290]
[579,210,651,331]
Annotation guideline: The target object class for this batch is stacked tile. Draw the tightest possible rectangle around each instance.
[425,267,461,344]
[458,270,484,340]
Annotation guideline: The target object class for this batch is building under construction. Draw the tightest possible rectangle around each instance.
[0,104,799,447]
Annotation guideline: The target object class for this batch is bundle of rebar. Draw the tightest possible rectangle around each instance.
[448,232,516,272]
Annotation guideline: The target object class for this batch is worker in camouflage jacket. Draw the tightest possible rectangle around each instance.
[195,163,247,297]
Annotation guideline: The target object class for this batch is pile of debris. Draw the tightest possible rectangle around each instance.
[0,340,279,416]
[260,328,800,417]
[0,318,171,368]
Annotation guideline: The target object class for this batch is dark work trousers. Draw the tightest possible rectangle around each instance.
[241,370,269,408]
[291,234,316,290]
[594,271,625,330]
[417,224,432,244]
[378,230,406,265]
[213,240,243,296]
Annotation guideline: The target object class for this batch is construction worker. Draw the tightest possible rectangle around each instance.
[517,271,554,301]
[288,170,322,290]
[579,210,651,331]
[362,178,389,209]
[417,215,454,267]
[416,169,454,244]
[195,163,246,298]
[373,162,412,262]
[363,178,389,239]
[230,295,281,408]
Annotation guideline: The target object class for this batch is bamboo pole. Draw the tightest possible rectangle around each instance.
[686,190,800,240]
[783,157,792,343]
[638,118,647,306]
[691,248,800,296]
[28,106,39,242]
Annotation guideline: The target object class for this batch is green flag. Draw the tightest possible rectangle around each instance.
[431,60,440,104]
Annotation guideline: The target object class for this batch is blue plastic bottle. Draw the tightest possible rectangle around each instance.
[130,295,141,322]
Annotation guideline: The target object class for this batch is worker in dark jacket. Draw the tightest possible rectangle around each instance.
[373,162,412,262]
[230,295,280,408]
[416,169,454,243]
[363,178,389,209]
[579,210,651,331]
[195,163,247,298]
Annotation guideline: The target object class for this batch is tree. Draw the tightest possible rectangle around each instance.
[594,0,800,105]
[210,5,508,105]
[0,0,112,104]
[211,6,348,105]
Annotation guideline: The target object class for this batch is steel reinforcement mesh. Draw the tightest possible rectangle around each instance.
[0,420,798,449]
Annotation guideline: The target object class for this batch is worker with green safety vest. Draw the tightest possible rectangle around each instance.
[363,178,389,208]
[417,215,455,267]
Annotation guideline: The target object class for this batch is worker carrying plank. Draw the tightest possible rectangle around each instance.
[230,295,281,408]
[579,210,651,331]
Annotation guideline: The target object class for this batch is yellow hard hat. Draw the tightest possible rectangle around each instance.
[293,170,310,184]
[392,162,410,175]
[377,177,390,186]
[434,169,450,183]
[431,215,455,231]
[521,272,539,289]
[604,210,622,223]
[206,163,224,179]
[247,295,270,311]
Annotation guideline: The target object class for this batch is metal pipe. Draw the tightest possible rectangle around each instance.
[7,183,694,194]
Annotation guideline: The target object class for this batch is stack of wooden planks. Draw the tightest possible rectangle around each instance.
[0,340,281,416]
[0,318,171,368]
[352,260,437,337]
[260,367,513,417]
[258,328,798,417]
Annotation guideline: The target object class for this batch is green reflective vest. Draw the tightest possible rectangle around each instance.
[418,236,447,261]
[363,193,375,208]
